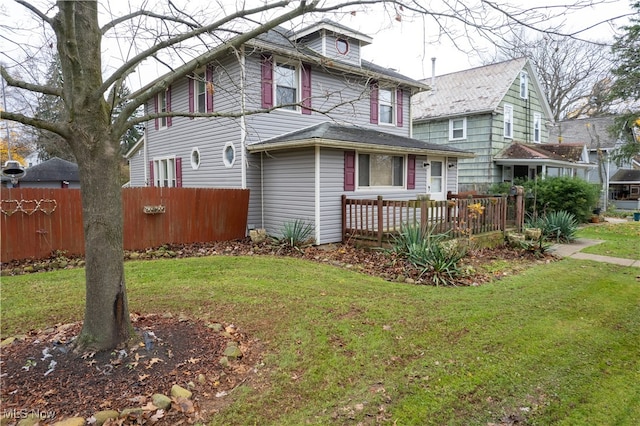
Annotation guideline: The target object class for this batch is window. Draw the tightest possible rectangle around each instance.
[503,104,513,138]
[520,71,528,99]
[358,153,404,187]
[190,148,201,170]
[533,113,542,143]
[336,38,349,55]
[378,88,394,124]
[449,118,467,140]
[275,62,297,110]
[154,157,176,187]
[223,142,236,168]
[195,71,206,113]
[158,90,168,128]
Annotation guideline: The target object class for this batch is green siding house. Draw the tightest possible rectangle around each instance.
[412,58,592,193]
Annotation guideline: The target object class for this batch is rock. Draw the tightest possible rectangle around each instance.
[91,410,119,426]
[404,278,415,284]
[207,322,223,332]
[249,228,268,243]
[1,337,16,347]
[223,343,243,359]
[198,373,207,384]
[187,381,196,390]
[120,408,143,417]
[219,356,229,367]
[151,393,172,410]
[170,384,192,399]
[51,417,85,426]
[16,416,40,426]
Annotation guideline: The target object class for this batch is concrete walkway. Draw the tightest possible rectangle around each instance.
[551,238,640,268]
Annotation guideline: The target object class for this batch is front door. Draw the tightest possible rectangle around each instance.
[427,158,445,201]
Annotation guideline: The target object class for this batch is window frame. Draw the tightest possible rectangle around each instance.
[449,117,467,140]
[154,156,176,187]
[336,38,349,55]
[503,104,514,139]
[194,70,207,114]
[222,142,236,168]
[158,90,168,129]
[520,71,529,99]
[533,113,542,143]
[356,152,405,189]
[274,59,299,112]
[378,87,395,125]
[190,147,201,170]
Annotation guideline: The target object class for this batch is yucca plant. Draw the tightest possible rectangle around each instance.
[543,210,579,243]
[277,219,315,250]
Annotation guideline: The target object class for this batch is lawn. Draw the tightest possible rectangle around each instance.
[2,236,639,424]
[575,221,640,259]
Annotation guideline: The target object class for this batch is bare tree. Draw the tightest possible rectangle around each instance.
[0,0,632,352]
[486,30,614,121]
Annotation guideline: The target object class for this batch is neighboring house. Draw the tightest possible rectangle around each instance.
[24,151,42,168]
[127,20,474,244]
[412,58,592,193]
[1,157,80,188]
[549,116,640,210]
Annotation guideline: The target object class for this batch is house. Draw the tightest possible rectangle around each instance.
[549,116,640,210]
[411,58,592,193]
[127,20,474,244]
[1,157,80,188]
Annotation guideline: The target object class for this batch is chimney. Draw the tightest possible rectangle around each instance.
[431,57,436,87]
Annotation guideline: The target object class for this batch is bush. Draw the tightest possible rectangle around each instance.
[276,219,315,249]
[391,224,467,286]
[526,210,579,243]
[522,177,599,223]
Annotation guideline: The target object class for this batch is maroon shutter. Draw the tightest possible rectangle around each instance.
[149,161,155,187]
[344,151,356,191]
[188,75,194,117]
[176,157,183,187]
[396,88,403,127]
[369,82,378,124]
[166,86,172,127]
[261,55,273,108]
[154,95,159,130]
[206,66,214,113]
[407,155,416,189]
[301,62,312,114]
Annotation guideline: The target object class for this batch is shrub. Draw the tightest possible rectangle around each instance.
[276,219,315,249]
[522,177,599,223]
[526,210,579,243]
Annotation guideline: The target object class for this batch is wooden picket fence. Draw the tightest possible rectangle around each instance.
[1,187,249,262]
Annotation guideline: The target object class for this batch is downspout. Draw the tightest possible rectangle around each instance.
[239,46,247,189]
[315,145,321,244]
[260,152,264,229]
[143,130,148,186]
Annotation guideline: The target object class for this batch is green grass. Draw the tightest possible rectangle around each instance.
[2,253,640,424]
[575,222,640,259]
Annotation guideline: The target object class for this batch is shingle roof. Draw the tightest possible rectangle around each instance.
[21,157,79,182]
[548,116,618,149]
[412,58,529,120]
[610,168,640,183]
[495,142,585,163]
[246,122,475,157]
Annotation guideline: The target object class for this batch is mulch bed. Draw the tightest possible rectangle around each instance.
[0,239,555,425]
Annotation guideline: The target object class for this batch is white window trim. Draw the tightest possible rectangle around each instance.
[159,90,168,129]
[273,58,300,113]
[533,113,542,143]
[378,87,395,126]
[223,142,236,168]
[190,147,201,170]
[194,70,207,114]
[356,152,406,190]
[520,71,529,99]
[504,104,514,139]
[154,156,176,187]
[449,117,467,140]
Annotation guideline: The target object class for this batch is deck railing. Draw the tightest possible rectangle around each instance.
[342,193,523,245]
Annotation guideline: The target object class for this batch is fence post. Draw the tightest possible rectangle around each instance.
[420,199,427,231]
[341,194,347,242]
[377,195,383,245]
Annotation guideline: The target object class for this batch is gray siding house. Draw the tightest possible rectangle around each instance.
[126,20,474,244]
[549,116,640,210]
[412,58,591,193]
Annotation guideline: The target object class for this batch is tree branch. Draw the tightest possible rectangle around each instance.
[1,65,62,97]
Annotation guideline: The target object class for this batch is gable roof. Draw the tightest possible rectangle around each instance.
[246,122,475,158]
[494,142,590,166]
[291,19,373,46]
[548,116,619,150]
[412,57,552,121]
[17,157,79,182]
[610,168,640,184]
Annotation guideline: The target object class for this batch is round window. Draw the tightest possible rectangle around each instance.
[190,147,201,170]
[223,143,236,168]
[336,38,349,55]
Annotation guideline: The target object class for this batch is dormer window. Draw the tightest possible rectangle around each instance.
[336,38,349,55]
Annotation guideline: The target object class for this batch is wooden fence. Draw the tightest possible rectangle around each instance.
[342,193,524,245]
[1,187,250,262]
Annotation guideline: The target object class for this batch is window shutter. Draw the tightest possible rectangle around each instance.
[344,151,356,191]
[188,74,194,117]
[149,161,155,187]
[407,155,416,189]
[154,95,159,130]
[301,62,312,115]
[396,88,403,127]
[166,86,172,127]
[206,66,214,113]
[261,55,273,109]
[176,157,183,187]
[369,82,378,124]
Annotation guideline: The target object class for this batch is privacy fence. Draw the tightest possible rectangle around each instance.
[1,187,250,262]
[342,192,525,245]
